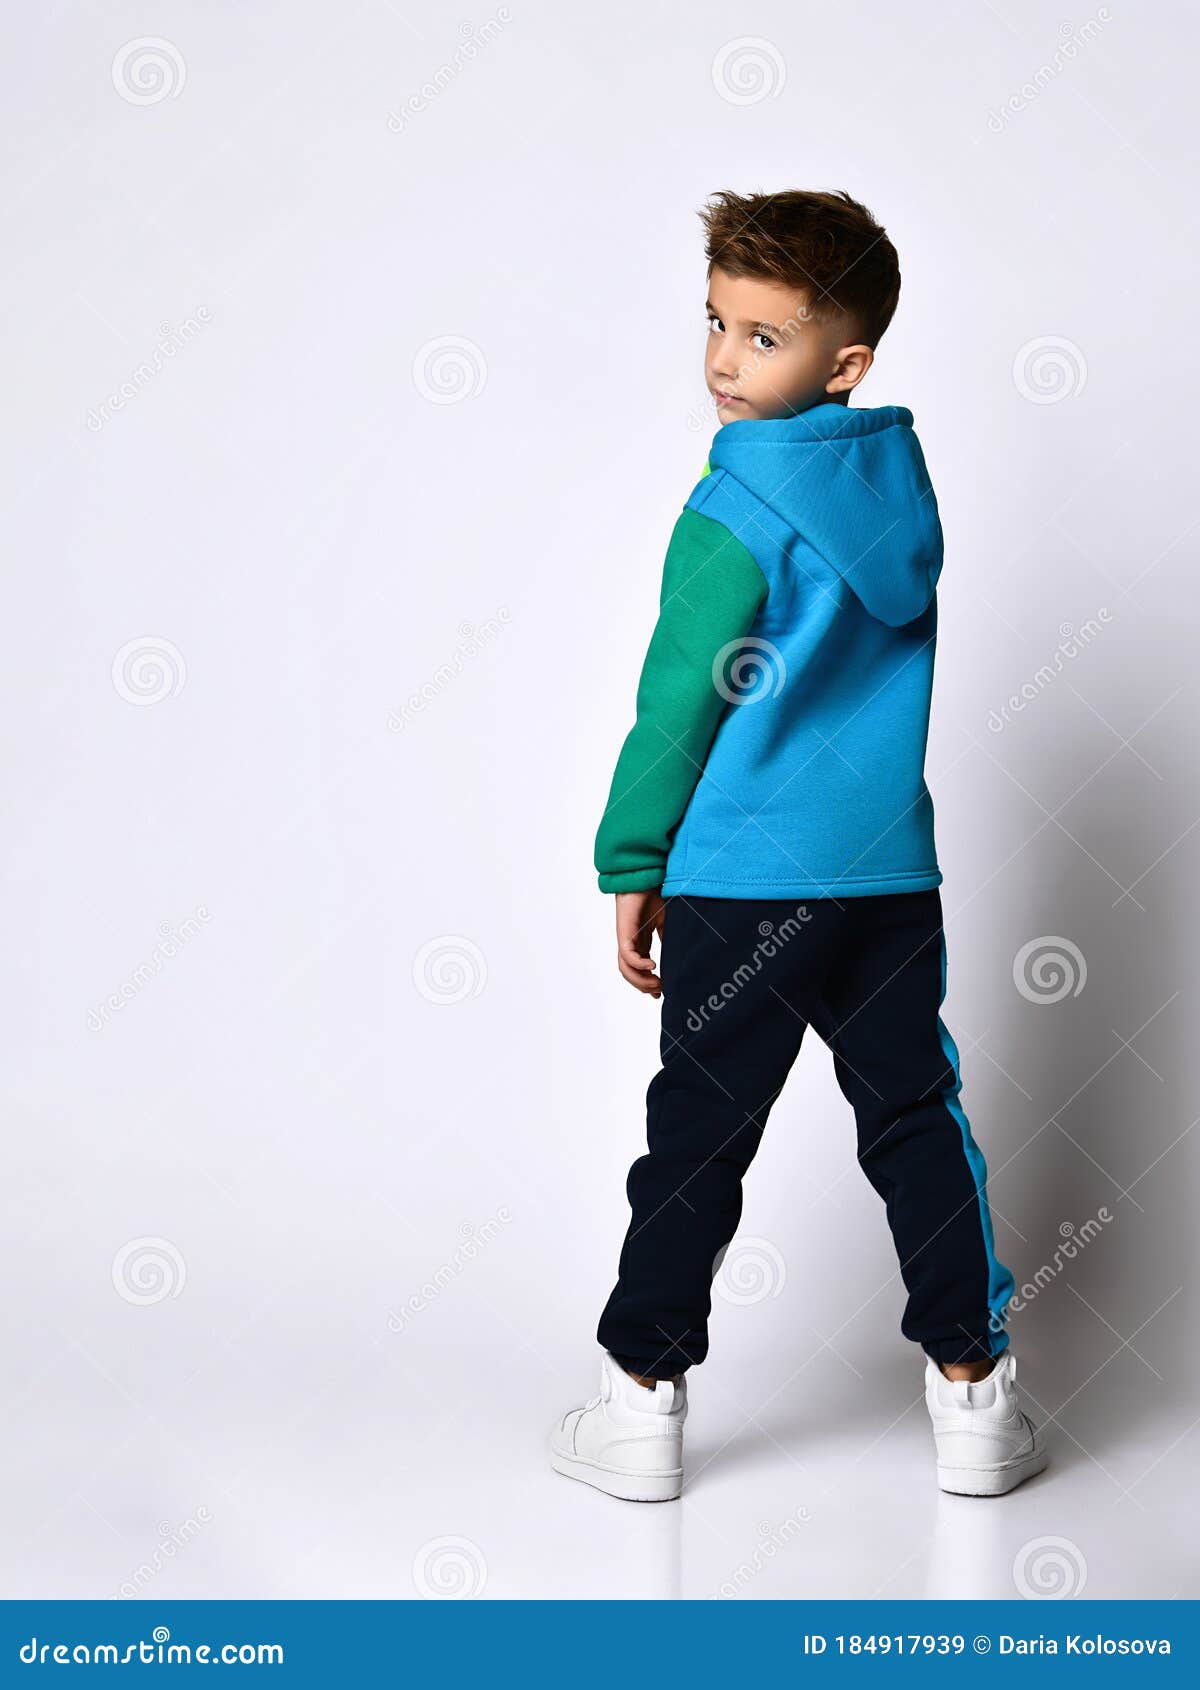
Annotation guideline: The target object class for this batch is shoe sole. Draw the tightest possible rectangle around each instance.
[937,1447,1049,1497]
[549,1448,682,1503]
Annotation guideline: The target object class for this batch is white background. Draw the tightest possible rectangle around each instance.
[3,0,1197,1601]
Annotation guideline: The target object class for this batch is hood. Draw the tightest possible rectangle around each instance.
[707,402,943,627]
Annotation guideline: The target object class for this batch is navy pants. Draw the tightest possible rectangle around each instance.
[597,891,1013,1378]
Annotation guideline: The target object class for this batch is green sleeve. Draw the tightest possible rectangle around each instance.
[594,506,768,893]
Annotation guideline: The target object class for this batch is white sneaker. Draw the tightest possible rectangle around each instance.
[550,1352,687,1502]
[925,1352,1048,1496]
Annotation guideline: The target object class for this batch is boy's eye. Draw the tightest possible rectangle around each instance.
[752,331,776,353]
[707,315,725,334]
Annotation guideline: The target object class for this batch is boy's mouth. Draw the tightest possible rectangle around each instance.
[712,389,745,408]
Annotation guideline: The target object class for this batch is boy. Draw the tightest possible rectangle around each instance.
[550,189,1047,1503]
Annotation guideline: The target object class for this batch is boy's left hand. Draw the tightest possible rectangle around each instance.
[615,890,666,998]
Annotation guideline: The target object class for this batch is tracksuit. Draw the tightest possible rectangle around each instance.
[593,401,1013,1377]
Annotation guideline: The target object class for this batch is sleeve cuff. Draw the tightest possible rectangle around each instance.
[597,867,665,894]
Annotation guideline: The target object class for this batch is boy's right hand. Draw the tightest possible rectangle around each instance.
[615,890,666,998]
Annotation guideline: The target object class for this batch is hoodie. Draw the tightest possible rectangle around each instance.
[595,401,945,899]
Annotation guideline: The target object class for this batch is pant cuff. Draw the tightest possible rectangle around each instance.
[923,1331,1000,1365]
[608,1348,693,1380]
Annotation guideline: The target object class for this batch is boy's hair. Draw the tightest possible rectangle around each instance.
[699,189,901,348]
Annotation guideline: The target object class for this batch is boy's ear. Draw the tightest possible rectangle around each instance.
[826,344,874,395]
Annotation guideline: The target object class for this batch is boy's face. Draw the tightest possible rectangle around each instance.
[704,266,873,423]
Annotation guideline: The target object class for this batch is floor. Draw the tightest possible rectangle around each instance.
[4,1300,1194,1602]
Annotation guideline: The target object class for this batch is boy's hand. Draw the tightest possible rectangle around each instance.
[615,890,666,998]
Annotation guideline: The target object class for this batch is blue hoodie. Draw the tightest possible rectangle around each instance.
[595,401,945,900]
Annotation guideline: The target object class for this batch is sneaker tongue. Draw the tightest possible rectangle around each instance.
[652,1380,675,1415]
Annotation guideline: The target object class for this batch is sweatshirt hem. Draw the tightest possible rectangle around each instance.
[660,867,943,900]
